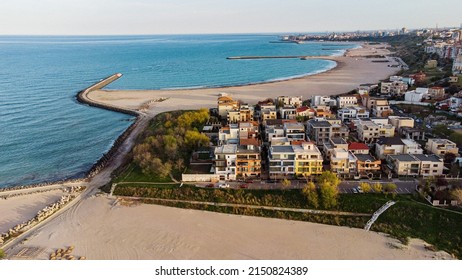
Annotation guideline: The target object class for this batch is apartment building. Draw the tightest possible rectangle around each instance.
[293,142,323,177]
[375,137,405,159]
[337,96,358,108]
[227,104,255,123]
[428,87,446,100]
[323,137,348,159]
[268,145,295,177]
[380,81,408,95]
[311,95,336,107]
[354,153,381,178]
[214,144,238,180]
[388,116,415,130]
[279,105,297,119]
[277,96,303,107]
[236,138,261,178]
[306,119,332,146]
[425,138,459,156]
[387,154,421,176]
[413,154,444,177]
[337,106,370,122]
[217,95,239,118]
[400,127,425,141]
[284,122,305,141]
[330,148,357,177]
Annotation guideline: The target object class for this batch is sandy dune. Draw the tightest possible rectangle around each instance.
[17,196,453,260]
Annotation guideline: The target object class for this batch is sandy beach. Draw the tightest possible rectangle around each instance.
[3,42,451,260]
[87,43,399,112]
[9,196,453,260]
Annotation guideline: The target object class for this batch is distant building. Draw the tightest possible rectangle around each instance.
[380,81,408,96]
[410,72,427,83]
[425,60,438,69]
[387,154,421,176]
[453,54,462,75]
[428,87,446,100]
[323,137,349,159]
[404,88,429,102]
[354,153,381,178]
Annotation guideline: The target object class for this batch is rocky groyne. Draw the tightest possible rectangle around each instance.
[0,186,85,246]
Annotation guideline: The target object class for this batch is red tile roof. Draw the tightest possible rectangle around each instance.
[240,138,259,146]
[348,142,369,150]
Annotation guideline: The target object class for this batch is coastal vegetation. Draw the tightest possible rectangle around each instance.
[0,248,5,259]
[113,109,210,183]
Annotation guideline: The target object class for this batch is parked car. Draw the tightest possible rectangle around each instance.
[356,186,364,193]
[218,183,230,188]
[352,188,358,194]
[205,183,215,188]
[239,184,248,189]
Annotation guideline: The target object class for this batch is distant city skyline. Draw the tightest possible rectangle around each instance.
[1,0,461,35]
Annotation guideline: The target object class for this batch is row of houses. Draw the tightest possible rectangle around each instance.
[195,93,461,182]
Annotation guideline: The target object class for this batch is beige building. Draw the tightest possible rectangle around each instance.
[337,96,358,108]
[413,154,444,177]
[425,138,459,156]
[428,87,446,100]
[387,154,421,176]
[388,116,415,130]
[330,148,356,177]
[218,95,239,118]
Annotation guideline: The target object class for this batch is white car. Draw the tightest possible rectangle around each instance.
[218,183,230,188]
[357,186,364,193]
[352,188,358,194]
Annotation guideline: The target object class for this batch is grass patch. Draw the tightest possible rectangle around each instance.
[137,198,369,228]
[114,163,173,183]
[372,200,462,258]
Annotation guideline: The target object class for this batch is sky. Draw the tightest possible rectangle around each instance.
[1,0,461,35]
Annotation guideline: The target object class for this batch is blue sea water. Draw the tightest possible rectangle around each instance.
[0,34,357,188]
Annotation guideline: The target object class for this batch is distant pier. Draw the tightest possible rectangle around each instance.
[226,55,339,61]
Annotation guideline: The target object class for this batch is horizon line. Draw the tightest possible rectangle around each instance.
[0,25,459,37]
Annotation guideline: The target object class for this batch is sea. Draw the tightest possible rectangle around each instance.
[0,34,357,188]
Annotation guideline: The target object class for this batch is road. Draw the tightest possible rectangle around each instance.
[197,179,417,194]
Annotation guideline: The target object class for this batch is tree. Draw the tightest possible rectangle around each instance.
[383,183,397,193]
[319,182,339,209]
[371,182,383,193]
[359,182,372,193]
[450,188,462,204]
[184,130,210,149]
[302,182,319,209]
[317,171,341,188]
[444,153,457,164]
[0,248,5,259]
[281,178,291,190]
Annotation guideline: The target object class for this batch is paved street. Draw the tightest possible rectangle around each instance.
[197,179,419,194]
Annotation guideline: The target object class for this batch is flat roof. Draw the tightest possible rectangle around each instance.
[388,154,418,162]
[272,145,295,153]
[412,154,443,162]
[355,154,378,162]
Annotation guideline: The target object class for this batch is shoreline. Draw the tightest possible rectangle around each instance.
[3,42,445,260]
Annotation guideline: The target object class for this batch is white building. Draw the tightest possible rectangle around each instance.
[337,96,358,108]
[214,144,238,180]
[405,88,429,103]
[337,106,370,122]
[311,95,336,107]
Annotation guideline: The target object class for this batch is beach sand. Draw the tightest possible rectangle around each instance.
[0,190,65,233]
[4,43,451,260]
[13,196,453,260]
[87,43,399,112]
